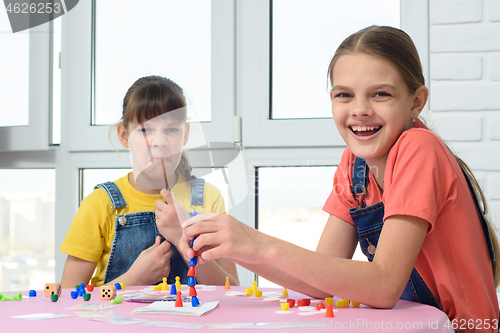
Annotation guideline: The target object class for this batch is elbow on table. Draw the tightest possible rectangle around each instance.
[366,283,405,309]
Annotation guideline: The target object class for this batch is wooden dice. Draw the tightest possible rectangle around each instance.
[44,283,62,298]
[100,285,117,300]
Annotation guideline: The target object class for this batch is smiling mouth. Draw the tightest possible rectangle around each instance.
[350,125,382,137]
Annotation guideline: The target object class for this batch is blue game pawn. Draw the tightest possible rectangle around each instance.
[78,288,85,297]
[80,283,85,290]
[71,291,78,299]
[189,257,197,267]
[29,290,37,297]
[188,276,196,287]
[191,296,200,307]
[170,283,177,295]
[114,282,122,290]
[190,236,198,247]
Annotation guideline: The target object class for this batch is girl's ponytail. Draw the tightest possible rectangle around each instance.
[177,151,195,185]
[455,155,500,287]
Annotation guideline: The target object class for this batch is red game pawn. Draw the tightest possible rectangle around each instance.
[316,303,325,310]
[325,303,334,318]
[175,291,183,307]
[189,286,197,297]
[187,265,196,277]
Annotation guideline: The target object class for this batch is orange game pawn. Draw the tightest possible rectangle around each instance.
[325,303,334,318]
[175,291,183,307]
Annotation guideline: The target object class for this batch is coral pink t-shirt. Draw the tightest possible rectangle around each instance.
[323,123,498,330]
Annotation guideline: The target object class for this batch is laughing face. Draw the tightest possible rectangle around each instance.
[330,53,422,167]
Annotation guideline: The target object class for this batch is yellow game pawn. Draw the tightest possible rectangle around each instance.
[175,276,181,292]
[161,277,168,291]
[251,281,258,293]
[281,287,288,298]
[224,276,231,289]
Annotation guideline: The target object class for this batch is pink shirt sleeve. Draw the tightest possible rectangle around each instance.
[323,148,357,225]
[383,129,461,233]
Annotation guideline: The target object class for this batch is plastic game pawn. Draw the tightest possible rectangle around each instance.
[281,287,288,298]
[191,296,200,307]
[170,283,177,295]
[325,303,335,318]
[175,276,181,292]
[161,277,169,291]
[187,265,196,277]
[175,291,183,307]
[189,286,197,297]
[187,276,196,287]
[224,276,231,289]
[251,281,258,293]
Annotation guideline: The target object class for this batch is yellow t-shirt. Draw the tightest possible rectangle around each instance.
[60,173,226,286]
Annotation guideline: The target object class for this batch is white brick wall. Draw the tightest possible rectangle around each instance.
[429,0,500,229]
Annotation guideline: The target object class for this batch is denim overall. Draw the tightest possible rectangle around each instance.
[349,157,496,310]
[96,178,206,285]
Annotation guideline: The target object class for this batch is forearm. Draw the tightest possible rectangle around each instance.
[262,236,402,308]
[233,260,331,298]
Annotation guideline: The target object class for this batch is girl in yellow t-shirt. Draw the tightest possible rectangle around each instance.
[60,75,239,288]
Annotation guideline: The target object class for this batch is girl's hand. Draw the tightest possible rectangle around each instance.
[155,190,189,245]
[126,235,173,285]
[182,213,269,265]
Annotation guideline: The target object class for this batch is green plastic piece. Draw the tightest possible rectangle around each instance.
[51,294,59,302]
[110,295,123,304]
[0,293,22,301]
[83,293,91,301]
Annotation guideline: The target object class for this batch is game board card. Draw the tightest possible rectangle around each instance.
[74,310,120,318]
[12,313,75,320]
[91,317,148,325]
[133,300,219,316]
[66,304,117,310]
[142,321,207,329]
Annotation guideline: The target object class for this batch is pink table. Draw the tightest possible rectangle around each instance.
[1,286,453,332]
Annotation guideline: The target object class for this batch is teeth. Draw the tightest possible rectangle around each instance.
[351,125,380,132]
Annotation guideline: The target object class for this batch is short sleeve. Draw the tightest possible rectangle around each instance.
[59,189,109,262]
[323,148,358,225]
[383,130,460,233]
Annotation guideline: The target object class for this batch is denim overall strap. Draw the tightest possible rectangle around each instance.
[351,158,369,208]
[189,178,205,217]
[94,182,127,209]
[348,158,443,310]
[98,183,188,285]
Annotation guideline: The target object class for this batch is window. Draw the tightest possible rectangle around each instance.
[271,0,400,119]
[93,0,211,125]
[240,0,427,147]
[0,169,55,291]
[0,9,29,127]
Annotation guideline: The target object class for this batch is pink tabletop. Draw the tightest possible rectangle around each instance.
[1,285,453,332]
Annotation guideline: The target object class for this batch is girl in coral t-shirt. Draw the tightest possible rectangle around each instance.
[180,26,499,331]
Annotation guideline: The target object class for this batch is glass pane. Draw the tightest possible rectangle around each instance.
[0,169,55,291]
[82,168,228,212]
[94,0,211,125]
[256,166,366,288]
[0,9,29,127]
[271,0,400,119]
[51,17,62,144]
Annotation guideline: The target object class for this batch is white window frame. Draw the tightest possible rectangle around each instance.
[0,24,51,152]
[63,0,236,152]
[238,0,429,148]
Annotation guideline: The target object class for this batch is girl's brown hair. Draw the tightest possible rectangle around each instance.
[327,25,500,286]
[122,75,195,184]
